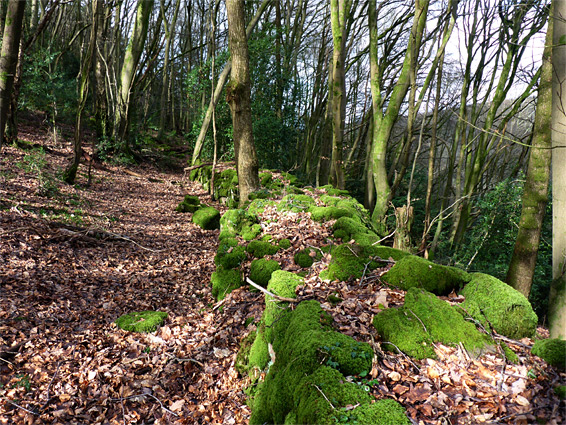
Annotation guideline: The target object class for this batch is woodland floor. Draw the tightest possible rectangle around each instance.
[0,122,565,425]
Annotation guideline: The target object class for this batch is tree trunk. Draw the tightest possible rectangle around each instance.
[63,0,99,184]
[226,0,259,206]
[393,205,414,252]
[0,0,26,150]
[549,0,566,340]
[93,0,109,150]
[191,0,270,165]
[505,15,553,298]
[114,0,154,153]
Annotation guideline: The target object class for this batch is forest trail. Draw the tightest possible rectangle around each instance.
[1,126,564,424]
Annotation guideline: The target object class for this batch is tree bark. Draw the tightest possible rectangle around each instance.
[114,0,154,153]
[0,0,26,150]
[549,0,566,339]
[505,14,553,298]
[225,0,259,206]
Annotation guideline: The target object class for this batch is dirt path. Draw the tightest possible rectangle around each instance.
[1,134,253,424]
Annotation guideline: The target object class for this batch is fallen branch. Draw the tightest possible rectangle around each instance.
[246,278,299,303]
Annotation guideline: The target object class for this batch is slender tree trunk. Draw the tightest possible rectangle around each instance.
[549,0,566,339]
[93,0,109,151]
[114,0,154,153]
[226,0,259,206]
[505,16,553,298]
[0,0,26,150]
[191,0,271,165]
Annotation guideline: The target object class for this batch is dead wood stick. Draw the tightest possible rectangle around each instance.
[3,399,39,415]
[246,278,298,303]
[183,160,235,172]
[123,169,144,179]
[372,230,396,245]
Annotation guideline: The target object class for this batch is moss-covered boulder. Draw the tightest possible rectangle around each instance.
[220,209,262,240]
[188,164,212,186]
[192,206,220,230]
[277,194,315,213]
[250,259,281,287]
[531,339,566,369]
[246,240,280,258]
[247,198,273,215]
[293,248,320,268]
[115,311,168,333]
[211,169,239,207]
[248,271,303,371]
[278,238,291,250]
[381,255,471,295]
[211,268,243,300]
[175,194,201,213]
[308,206,352,222]
[459,273,537,339]
[250,300,404,425]
[215,244,246,269]
[373,288,493,359]
[555,386,566,399]
[320,185,350,197]
[320,243,408,282]
[259,172,273,186]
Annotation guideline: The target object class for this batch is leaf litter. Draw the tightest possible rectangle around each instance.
[0,127,564,424]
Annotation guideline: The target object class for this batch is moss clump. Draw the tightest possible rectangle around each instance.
[320,244,404,282]
[247,198,274,215]
[250,300,388,424]
[188,164,212,185]
[278,238,291,250]
[278,194,315,213]
[281,171,303,187]
[320,185,350,197]
[115,311,168,333]
[373,288,493,359]
[459,273,537,339]
[285,185,304,195]
[220,209,261,240]
[215,245,246,269]
[175,195,201,213]
[211,268,243,300]
[554,386,566,399]
[236,330,257,376]
[192,206,220,230]
[246,240,280,258]
[248,271,303,371]
[343,399,411,425]
[211,169,239,206]
[294,247,323,268]
[381,255,471,295]
[250,259,281,287]
[259,172,273,186]
[531,339,566,369]
[309,206,352,222]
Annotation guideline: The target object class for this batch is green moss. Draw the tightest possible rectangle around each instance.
[259,172,273,186]
[382,255,471,295]
[247,199,275,215]
[322,244,391,282]
[319,195,342,206]
[278,194,315,213]
[241,223,263,240]
[220,209,260,239]
[215,245,246,269]
[278,238,291,250]
[175,195,201,213]
[285,185,305,195]
[554,385,566,399]
[211,268,243,300]
[236,330,257,376]
[294,249,315,268]
[250,259,281,287]
[373,288,493,359]
[344,399,411,425]
[459,273,537,339]
[115,311,167,333]
[218,229,237,240]
[192,206,220,230]
[246,240,280,258]
[281,171,302,186]
[531,339,566,369]
[500,342,519,364]
[309,206,352,222]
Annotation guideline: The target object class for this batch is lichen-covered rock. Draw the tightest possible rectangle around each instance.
[192,206,220,230]
[373,288,493,359]
[246,240,280,258]
[175,194,201,213]
[459,273,537,339]
[381,255,471,295]
[277,194,315,213]
[211,268,243,300]
[250,259,280,287]
[320,243,408,282]
[531,338,566,369]
[115,311,167,333]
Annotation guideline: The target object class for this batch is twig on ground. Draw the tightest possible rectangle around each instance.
[246,278,298,303]
[40,360,61,410]
[313,384,335,410]
[381,341,420,372]
[3,399,39,415]
[372,230,396,245]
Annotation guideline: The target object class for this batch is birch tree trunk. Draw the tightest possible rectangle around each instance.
[0,0,26,150]
[226,0,259,206]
